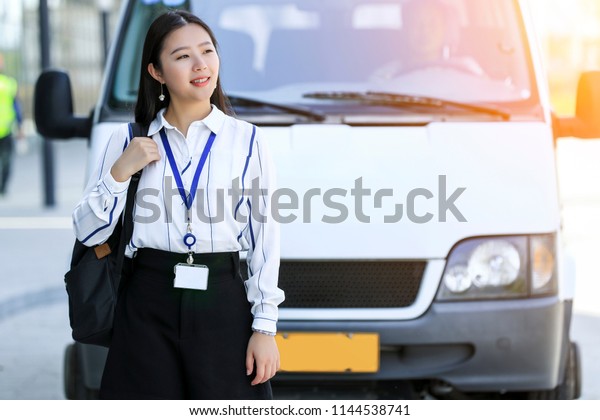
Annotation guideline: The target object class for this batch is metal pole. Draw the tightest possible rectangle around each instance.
[101,10,110,66]
[39,0,55,207]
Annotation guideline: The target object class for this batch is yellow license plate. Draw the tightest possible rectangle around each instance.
[275,332,379,373]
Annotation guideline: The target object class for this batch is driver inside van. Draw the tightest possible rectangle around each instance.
[371,0,485,80]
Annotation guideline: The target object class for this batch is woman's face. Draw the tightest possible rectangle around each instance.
[151,23,220,109]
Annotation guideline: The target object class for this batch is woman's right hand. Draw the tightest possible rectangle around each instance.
[110,136,161,182]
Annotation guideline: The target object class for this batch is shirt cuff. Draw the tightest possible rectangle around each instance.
[100,170,131,195]
[251,316,277,335]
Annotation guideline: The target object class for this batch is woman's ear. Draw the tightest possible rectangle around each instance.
[147,63,164,83]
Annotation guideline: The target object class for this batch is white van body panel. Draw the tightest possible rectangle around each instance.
[265,122,559,260]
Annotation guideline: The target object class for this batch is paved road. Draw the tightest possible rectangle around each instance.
[0,138,84,399]
[0,136,599,399]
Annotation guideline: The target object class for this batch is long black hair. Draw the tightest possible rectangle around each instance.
[135,10,233,126]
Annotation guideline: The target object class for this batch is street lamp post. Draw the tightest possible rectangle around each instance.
[39,0,55,207]
[97,0,114,65]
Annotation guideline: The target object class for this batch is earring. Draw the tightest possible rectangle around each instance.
[159,83,165,101]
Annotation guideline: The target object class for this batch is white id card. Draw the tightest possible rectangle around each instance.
[174,263,209,290]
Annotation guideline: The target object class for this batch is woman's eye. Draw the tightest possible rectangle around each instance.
[204,49,214,54]
[177,54,189,60]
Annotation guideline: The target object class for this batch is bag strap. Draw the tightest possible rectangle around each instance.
[115,122,149,278]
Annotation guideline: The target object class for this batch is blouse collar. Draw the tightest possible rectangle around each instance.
[147,104,226,137]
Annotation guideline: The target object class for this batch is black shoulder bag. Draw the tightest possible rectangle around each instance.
[64,122,148,347]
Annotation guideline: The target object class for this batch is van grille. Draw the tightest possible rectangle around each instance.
[240,260,426,308]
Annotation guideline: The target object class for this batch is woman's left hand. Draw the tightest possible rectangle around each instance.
[246,332,280,385]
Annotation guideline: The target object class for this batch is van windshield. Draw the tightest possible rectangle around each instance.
[109,0,537,119]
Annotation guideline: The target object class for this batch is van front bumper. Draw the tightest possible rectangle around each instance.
[273,296,570,393]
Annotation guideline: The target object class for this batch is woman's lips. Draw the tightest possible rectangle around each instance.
[190,77,210,87]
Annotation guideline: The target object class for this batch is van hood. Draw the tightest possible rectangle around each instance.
[264,122,559,259]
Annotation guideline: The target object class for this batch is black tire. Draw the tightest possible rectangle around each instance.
[558,342,581,399]
[63,343,78,400]
[528,342,581,400]
[63,343,99,400]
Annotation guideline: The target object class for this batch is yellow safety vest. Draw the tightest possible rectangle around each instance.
[0,74,18,139]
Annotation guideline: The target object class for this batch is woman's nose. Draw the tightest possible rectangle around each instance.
[194,58,208,71]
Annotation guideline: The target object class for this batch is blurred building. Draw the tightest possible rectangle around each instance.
[0,0,122,129]
[529,0,600,114]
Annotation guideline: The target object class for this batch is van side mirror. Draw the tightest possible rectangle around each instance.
[34,69,92,139]
[554,71,600,139]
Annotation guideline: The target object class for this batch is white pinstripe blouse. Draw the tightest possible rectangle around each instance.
[72,105,284,334]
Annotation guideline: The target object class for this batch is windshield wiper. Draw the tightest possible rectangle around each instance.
[228,95,326,122]
[303,91,510,120]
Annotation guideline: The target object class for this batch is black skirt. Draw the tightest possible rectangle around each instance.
[99,248,273,400]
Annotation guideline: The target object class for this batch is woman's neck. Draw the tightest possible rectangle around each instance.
[163,100,212,138]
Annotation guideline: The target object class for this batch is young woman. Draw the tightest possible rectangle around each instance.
[72,10,284,399]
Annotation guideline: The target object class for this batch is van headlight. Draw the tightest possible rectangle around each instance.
[530,235,557,294]
[436,234,557,301]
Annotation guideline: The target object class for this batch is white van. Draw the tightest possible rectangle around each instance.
[35,0,600,399]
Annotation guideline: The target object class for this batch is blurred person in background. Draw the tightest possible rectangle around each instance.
[371,0,485,80]
[0,52,24,197]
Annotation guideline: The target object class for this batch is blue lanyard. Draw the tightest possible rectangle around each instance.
[159,127,216,260]
[159,127,217,212]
